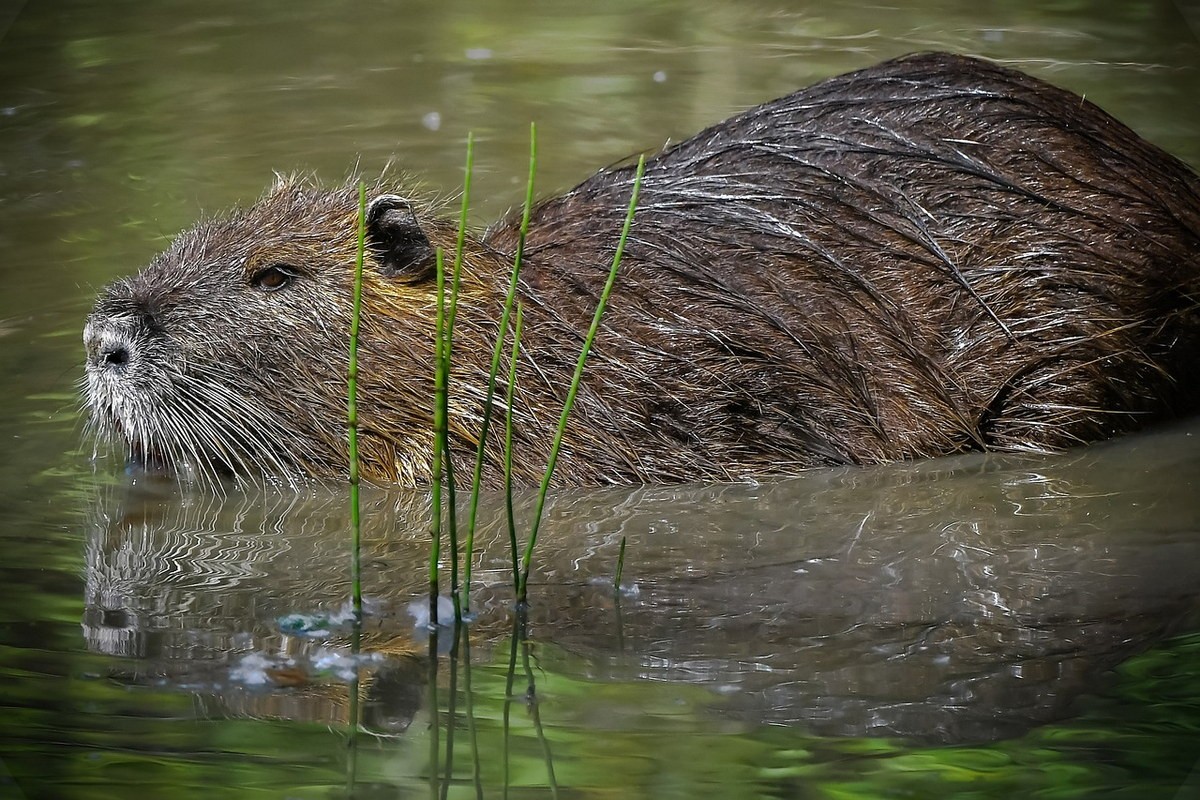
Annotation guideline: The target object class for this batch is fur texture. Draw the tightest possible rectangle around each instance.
[84,53,1200,487]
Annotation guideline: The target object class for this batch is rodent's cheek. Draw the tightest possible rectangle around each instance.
[126,338,183,395]
[241,283,351,333]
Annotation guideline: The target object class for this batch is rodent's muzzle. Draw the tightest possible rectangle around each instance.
[83,281,169,385]
[83,318,138,376]
[82,297,173,429]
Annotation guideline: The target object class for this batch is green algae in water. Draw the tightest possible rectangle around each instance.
[746,631,1200,799]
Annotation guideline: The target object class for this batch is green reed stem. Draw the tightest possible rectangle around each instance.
[345,621,362,797]
[430,247,448,621]
[440,624,460,800]
[520,623,560,798]
[444,134,473,620]
[504,304,525,589]
[446,132,473,338]
[461,635,485,800]
[464,123,537,611]
[516,155,646,604]
[348,183,367,621]
[501,613,521,800]
[346,185,367,795]
[614,535,627,591]
[428,629,441,799]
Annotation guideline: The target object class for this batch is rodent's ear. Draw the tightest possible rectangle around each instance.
[365,194,436,282]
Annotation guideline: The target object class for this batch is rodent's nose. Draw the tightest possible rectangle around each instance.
[84,321,137,373]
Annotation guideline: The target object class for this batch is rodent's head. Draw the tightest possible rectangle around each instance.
[83,178,471,488]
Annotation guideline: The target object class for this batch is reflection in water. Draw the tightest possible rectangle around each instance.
[82,420,1200,744]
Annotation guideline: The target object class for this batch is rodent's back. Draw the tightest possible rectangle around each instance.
[484,52,1200,481]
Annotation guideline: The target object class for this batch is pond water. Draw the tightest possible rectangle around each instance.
[2,1,1199,798]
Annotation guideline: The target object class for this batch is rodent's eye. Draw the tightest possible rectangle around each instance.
[251,265,299,292]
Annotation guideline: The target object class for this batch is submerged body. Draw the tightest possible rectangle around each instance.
[84,53,1200,487]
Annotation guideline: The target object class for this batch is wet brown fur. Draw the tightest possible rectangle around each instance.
[84,53,1200,488]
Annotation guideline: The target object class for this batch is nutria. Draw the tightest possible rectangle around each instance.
[83,52,1200,488]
